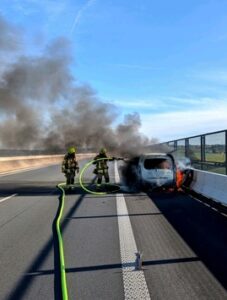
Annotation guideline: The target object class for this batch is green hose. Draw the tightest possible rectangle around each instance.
[57,183,69,300]
[79,158,120,195]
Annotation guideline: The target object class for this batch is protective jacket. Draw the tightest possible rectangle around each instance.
[93,153,111,175]
[62,153,79,174]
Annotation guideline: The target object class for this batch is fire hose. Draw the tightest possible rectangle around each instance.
[79,157,121,195]
[56,183,69,300]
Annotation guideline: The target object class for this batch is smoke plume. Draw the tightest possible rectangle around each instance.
[0,15,157,156]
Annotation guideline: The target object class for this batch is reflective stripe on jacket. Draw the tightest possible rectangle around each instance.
[93,154,109,173]
[62,154,79,173]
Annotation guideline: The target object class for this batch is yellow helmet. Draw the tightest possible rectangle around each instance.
[68,146,76,154]
[99,147,106,154]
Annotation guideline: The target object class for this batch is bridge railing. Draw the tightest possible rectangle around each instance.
[156,129,227,175]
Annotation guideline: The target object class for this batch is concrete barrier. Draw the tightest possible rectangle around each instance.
[0,153,95,174]
[190,169,227,206]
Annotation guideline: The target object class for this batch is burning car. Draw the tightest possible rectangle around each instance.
[121,153,192,191]
[136,153,177,190]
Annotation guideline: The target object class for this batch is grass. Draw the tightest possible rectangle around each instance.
[205,153,225,162]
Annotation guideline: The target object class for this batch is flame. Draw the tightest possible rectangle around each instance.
[176,169,184,188]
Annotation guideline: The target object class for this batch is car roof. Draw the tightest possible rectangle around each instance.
[140,153,168,157]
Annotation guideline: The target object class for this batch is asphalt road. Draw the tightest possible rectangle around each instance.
[0,159,227,299]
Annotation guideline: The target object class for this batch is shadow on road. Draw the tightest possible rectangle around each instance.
[147,190,227,291]
[0,181,60,197]
[17,256,200,275]
[67,212,162,220]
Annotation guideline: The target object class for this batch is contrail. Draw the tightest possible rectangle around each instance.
[70,0,96,35]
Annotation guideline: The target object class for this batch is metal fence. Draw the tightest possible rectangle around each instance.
[161,129,227,175]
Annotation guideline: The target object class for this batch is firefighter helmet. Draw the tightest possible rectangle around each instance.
[99,147,106,154]
[68,146,76,154]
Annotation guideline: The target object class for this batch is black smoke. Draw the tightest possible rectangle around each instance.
[0,15,157,156]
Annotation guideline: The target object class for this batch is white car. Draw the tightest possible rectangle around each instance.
[137,153,177,189]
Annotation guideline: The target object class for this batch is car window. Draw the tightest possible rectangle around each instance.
[144,158,171,170]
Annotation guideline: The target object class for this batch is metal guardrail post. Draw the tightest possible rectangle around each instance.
[174,140,177,152]
[201,135,205,170]
[185,138,189,157]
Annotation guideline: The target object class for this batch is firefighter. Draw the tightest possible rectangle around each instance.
[93,148,113,188]
[62,146,79,186]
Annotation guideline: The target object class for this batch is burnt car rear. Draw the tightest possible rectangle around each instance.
[137,153,177,190]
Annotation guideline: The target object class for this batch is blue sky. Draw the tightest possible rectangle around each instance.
[1,0,227,141]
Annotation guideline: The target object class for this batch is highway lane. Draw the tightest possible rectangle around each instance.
[0,159,227,299]
[62,161,124,300]
[124,191,227,299]
[0,164,66,300]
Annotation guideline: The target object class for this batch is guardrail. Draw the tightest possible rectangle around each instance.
[190,169,227,206]
[183,168,227,216]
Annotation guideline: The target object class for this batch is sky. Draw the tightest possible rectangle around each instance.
[1,0,227,142]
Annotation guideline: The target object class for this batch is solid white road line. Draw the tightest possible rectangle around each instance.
[0,194,17,204]
[114,161,151,300]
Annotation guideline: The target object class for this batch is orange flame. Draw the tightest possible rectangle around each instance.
[176,169,184,189]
